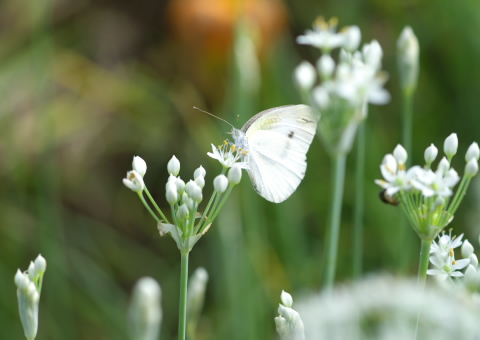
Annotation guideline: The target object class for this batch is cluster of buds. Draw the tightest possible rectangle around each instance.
[14,255,47,340]
[275,291,305,340]
[375,133,479,240]
[294,17,390,155]
[123,154,243,253]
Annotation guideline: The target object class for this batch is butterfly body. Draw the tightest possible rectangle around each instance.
[232,105,318,203]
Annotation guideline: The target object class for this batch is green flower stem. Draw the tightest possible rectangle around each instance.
[196,192,217,231]
[417,238,432,287]
[448,176,470,215]
[353,122,365,278]
[178,251,189,340]
[323,154,347,291]
[144,187,170,223]
[402,91,413,167]
[138,192,162,224]
[207,186,234,227]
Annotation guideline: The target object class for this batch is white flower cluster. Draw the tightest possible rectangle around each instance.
[427,231,474,281]
[295,17,390,155]
[14,254,47,340]
[275,291,305,340]
[375,134,479,239]
[293,275,480,340]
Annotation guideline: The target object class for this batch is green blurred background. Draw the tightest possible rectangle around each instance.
[1,0,480,339]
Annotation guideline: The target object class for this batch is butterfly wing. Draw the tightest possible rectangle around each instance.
[243,105,318,203]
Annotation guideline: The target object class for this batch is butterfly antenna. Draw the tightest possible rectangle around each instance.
[193,106,235,129]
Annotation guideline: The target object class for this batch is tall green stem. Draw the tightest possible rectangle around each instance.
[417,238,432,287]
[323,154,347,291]
[402,91,413,167]
[178,251,189,340]
[352,123,365,278]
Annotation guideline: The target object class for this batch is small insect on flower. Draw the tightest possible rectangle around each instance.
[379,189,399,206]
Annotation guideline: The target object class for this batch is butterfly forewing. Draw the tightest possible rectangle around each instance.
[242,105,318,203]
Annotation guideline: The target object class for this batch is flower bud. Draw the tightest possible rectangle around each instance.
[166,183,178,205]
[167,156,180,176]
[280,290,293,308]
[190,186,203,204]
[424,144,438,166]
[444,133,458,159]
[393,144,407,166]
[28,262,36,281]
[363,40,383,71]
[317,55,335,79]
[462,239,474,258]
[466,142,480,162]
[470,254,478,268]
[397,26,419,93]
[465,159,478,178]
[294,61,316,90]
[34,255,47,276]
[176,204,189,221]
[186,198,195,211]
[228,165,242,185]
[194,166,206,179]
[312,86,330,110]
[128,277,162,340]
[194,176,205,189]
[175,178,185,195]
[123,170,145,193]
[132,156,147,177]
[214,175,228,194]
[342,26,361,51]
[437,157,450,175]
[464,264,477,281]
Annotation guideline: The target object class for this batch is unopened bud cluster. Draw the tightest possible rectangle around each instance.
[14,254,47,340]
[275,290,305,340]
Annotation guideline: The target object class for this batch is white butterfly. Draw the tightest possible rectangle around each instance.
[232,105,318,203]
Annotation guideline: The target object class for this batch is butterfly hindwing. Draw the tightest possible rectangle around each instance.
[242,105,318,203]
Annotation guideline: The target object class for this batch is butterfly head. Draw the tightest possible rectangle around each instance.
[232,128,249,152]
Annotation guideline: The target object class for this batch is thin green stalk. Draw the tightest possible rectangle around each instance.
[402,91,413,167]
[138,192,162,224]
[417,238,432,287]
[323,154,347,291]
[414,238,432,340]
[353,122,365,278]
[178,251,189,340]
[144,187,170,223]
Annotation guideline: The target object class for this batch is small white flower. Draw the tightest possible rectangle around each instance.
[465,142,480,162]
[294,61,316,89]
[296,17,345,52]
[280,290,293,308]
[213,175,228,194]
[374,154,419,196]
[167,155,180,176]
[427,254,470,280]
[444,133,458,159]
[207,143,249,169]
[411,166,459,198]
[132,156,147,177]
[228,165,242,185]
[424,144,438,166]
[430,232,463,260]
[123,170,145,193]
